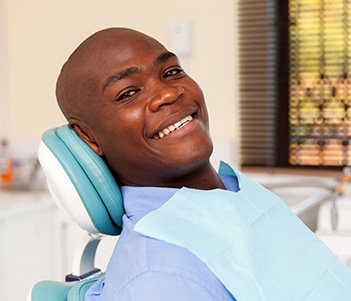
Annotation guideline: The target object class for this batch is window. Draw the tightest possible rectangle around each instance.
[289,0,351,166]
[239,0,351,167]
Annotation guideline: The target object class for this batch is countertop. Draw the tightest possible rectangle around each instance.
[0,188,55,221]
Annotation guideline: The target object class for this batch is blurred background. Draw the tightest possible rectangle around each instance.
[2,0,351,300]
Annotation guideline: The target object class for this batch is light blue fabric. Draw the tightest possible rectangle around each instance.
[85,171,238,301]
[135,162,351,301]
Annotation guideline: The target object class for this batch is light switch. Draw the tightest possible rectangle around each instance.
[169,21,192,56]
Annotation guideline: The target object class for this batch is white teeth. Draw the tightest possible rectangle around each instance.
[174,121,182,128]
[154,114,193,139]
[163,128,170,135]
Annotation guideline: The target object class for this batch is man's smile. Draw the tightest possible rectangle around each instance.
[152,114,195,140]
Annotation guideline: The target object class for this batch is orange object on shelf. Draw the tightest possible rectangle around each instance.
[0,139,14,185]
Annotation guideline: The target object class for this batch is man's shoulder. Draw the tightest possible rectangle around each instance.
[114,218,211,274]
[103,225,232,300]
[86,218,234,301]
[106,219,223,289]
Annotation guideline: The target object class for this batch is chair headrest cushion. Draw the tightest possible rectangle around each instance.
[38,125,123,235]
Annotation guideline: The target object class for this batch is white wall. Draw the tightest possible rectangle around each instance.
[0,0,9,139]
[1,0,239,163]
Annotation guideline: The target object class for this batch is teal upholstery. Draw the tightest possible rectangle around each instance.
[67,277,100,301]
[42,125,124,235]
[30,125,122,301]
[30,276,100,301]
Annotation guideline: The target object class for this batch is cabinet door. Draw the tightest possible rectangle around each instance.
[4,206,57,301]
[0,221,5,299]
[2,203,119,301]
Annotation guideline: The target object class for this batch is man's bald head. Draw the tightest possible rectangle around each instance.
[54,27,218,189]
[56,28,163,122]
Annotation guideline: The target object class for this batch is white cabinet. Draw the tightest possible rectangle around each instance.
[0,189,118,301]
[0,191,57,301]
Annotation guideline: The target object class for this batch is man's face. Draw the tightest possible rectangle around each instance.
[72,30,213,187]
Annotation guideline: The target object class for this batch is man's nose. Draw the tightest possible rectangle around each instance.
[148,84,185,112]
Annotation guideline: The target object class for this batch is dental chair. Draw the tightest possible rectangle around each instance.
[28,125,125,301]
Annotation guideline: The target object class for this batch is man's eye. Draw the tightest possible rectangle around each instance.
[117,89,139,101]
[164,68,184,78]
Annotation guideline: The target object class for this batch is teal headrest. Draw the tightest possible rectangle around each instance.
[39,125,124,235]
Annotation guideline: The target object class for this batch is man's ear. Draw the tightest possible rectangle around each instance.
[69,120,103,156]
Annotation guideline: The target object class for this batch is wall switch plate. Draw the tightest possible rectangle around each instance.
[169,20,192,56]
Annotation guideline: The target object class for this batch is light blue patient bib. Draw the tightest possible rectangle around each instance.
[134,163,351,300]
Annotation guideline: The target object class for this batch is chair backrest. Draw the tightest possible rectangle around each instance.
[29,125,125,301]
[28,275,101,301]
[38,125,124,235]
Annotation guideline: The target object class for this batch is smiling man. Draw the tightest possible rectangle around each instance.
[55,28,351,301]
[57,28,224,191]
[56,27,234,301]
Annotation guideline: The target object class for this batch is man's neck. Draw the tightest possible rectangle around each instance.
[159,162,226,191]
[117,161,226,190]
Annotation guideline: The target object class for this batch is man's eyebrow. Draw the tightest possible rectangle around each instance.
[155,51,177,65]
[103,52,177,91]
[103,66,141,91]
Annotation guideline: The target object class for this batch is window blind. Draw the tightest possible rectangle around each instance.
[239,0,351,167]
[289,0,351,166]
[238,0,278,166]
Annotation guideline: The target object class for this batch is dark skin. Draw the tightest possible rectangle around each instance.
[56,28,225,190]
